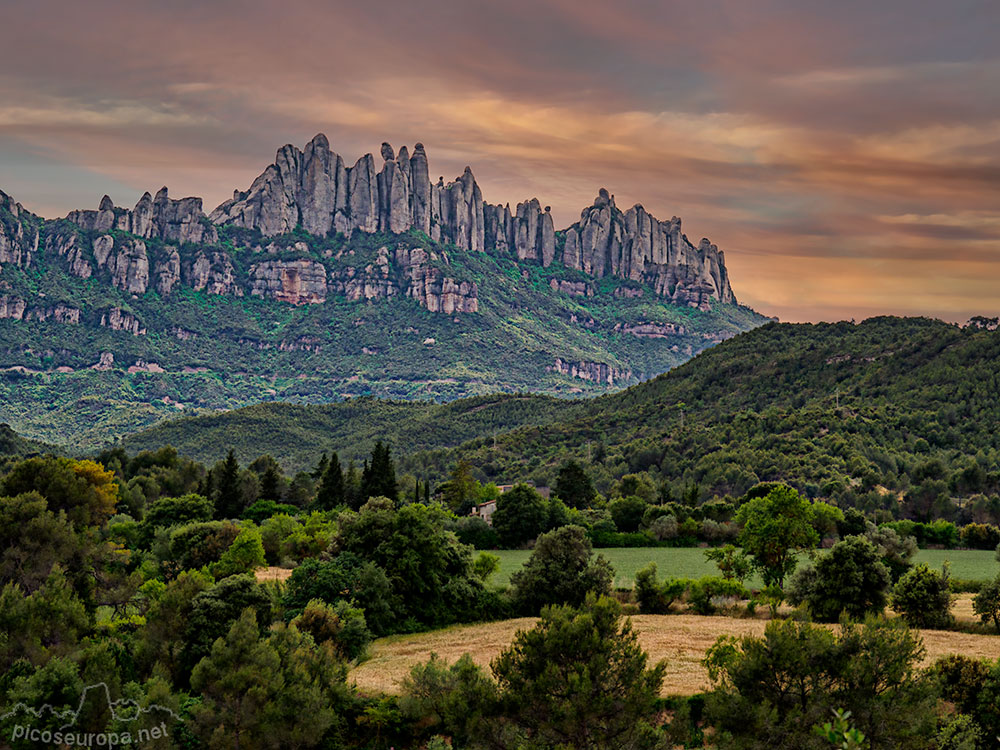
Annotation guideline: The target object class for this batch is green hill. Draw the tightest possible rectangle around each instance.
[122,316,1000,518]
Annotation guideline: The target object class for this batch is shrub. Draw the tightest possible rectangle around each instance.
[704,545,752,583]
[790,536,891,622]
[452,516,499,549]
[634,563,688,614]
[608,495,647,533]
[705,617,936,749]
[687,576,747,615]
[212,524,266,578]
[241,499,298,525]
[292,598,371,661]
[892,563,954,629]
[958,523,1000,550]
[511,525,613,614]
[648,514,678,541]
[972,576,1000,632]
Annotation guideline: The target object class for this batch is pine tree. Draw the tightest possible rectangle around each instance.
[360,442,398,503]
[312,452,329,480]
[315,452,345,510]
[260,464,282,502]
[216,449,242,520]
[344,460,362,510]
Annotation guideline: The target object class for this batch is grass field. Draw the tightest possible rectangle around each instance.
[349,598,1000,697]
[486,547,1000,588]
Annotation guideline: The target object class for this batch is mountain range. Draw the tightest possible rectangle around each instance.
[0,135,767,447]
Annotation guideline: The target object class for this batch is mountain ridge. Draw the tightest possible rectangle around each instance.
[0,135,767,447]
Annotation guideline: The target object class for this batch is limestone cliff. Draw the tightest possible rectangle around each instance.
[206,135,737,307]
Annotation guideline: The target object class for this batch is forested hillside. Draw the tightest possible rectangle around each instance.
[123,317,1000,520]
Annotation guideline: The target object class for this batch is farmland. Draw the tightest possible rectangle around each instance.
[486,547,1000,588]
[349,601,1000,697]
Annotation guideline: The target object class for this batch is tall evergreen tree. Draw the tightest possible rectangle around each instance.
[312,452,329,480]
[216,449,242,519]
[344,460,362,510]
[315,451,345,510]
[553,460,597,509]
[259,464,282,502]
[360,442,397,503]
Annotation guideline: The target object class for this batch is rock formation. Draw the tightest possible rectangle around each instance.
[206,136,736,306]
[0,190,39,269]
[67,188,217,245]
[101,307,146,335]
[249,259,328,305]
[548,358,634,385]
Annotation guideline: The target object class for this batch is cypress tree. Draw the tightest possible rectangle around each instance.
[216,449,242,519]
[315,452,345,510]
[361,441,397,503]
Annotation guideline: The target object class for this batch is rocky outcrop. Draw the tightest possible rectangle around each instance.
[328,246,399,302]
[563,189,735,306]
[45,229,92,278]
[155,246,182,295]
[0,295,79,324]
[548,358,633,385]
[278,336,322,352]
[0,295,27,320]
[0,190,38,269]
[396,247,478,313]
[249,259,327,304]
[67,188,217,245]
[101,307,146,335]
[93,234,149,294]
[614,321,685,338]
[549,279,594,297]
[186,250,241,296]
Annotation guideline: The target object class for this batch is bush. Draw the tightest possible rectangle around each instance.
[241,499,298,525]
[958,523,1000,550]
[687,576,747,615]
[452,516,499,549]
[511,525,613,614]
[212,524,266,578]
[492,484,548,548]
[608,495,647,533]
[634,563,688,614]
[705,617,937,748]
[292,598,371,661]
[648,514,678,541]
[972,576,1000,632]
[892,563,954,629]
[789,536,891,622]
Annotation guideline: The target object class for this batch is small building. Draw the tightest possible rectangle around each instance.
[472,498,497,525]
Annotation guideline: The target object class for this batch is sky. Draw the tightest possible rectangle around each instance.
[1,0,998,323]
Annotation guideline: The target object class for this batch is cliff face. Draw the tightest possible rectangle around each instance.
[206,135,736,307]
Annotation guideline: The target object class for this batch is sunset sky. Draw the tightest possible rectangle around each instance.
[1,0,998,323]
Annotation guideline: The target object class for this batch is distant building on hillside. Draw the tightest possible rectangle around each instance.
[472,498,497,525]
[471,482,552,525]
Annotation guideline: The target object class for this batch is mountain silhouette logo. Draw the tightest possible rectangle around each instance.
[2,682,180,747]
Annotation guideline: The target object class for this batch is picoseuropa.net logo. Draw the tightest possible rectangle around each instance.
[1,682,179,748]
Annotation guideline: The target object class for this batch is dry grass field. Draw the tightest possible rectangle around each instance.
[349,596,1000,697]
[255,566,293,583]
